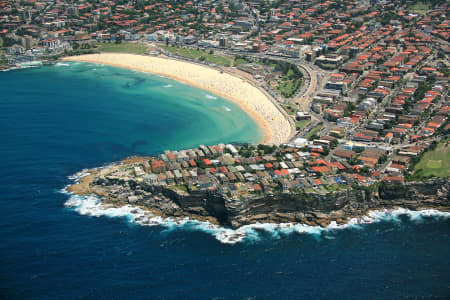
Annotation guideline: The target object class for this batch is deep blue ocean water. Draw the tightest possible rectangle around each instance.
[0,63,449,299]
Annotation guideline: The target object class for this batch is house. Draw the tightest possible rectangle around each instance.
[392,155,411,166]
[383,176,404,183]
[315,54,344,67]
[151,160,166,173]
[144,174,158,185]
[165,171,175,185]
[198,175,214,189]
[296,111,311,120]
[157,173,167,185]
[6,44,25,55]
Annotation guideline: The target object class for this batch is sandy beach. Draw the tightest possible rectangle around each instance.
[62,53,293,145]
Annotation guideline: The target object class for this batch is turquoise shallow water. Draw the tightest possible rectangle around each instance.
[24,61,263,155]
[0,63,449,299]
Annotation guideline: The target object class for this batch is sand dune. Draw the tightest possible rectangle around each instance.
[62,53,293,145]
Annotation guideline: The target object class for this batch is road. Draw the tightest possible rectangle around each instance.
[296,64,317,112]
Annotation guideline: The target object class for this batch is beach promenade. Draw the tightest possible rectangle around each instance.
[62,53,293,145]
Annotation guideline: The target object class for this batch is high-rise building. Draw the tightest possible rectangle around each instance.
[22,35,33,50]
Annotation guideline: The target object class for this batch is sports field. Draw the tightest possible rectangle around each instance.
[413,141,450,178]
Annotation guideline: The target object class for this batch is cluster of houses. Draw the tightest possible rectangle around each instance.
[106,143,344,197]
[307,23,449,186]
[2,0,448,65]
[1,0,448,185]
[102,132,436,199]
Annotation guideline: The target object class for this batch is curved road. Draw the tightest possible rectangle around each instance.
[296,64,318,112]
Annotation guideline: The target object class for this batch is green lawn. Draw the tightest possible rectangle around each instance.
[305,124,323,140]
[234,58,264,67]
[325,184,347,192]
[170,184,188,193]
[96,42,148,54]
[233,58,250,66]
[296,120,310,131]
[304,188,315,193]
[281,104,298,116]
[276,69,302,98]
[409,2,429,15]
[413,141,450,178]
[162,45,232,66]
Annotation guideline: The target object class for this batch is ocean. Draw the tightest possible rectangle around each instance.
[0,62,449,299]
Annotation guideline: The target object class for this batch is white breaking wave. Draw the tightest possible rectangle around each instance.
[2,66,37,72]
[2,67,18,72]
[55,62,70,67]
[62,189,450,245]
[163,84,173,88]
[205,94,217,100]
[67,169,92,181]
[63,192,248,244]
[223,106,232,112]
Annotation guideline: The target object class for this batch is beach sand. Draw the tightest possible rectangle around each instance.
[62,53,293,145]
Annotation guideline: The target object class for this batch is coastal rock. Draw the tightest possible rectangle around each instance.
[72,172,450,229]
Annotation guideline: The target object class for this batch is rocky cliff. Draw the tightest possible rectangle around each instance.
[85,176,450,229]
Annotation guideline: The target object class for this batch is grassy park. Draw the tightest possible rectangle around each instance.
[306,123,323,140]
[413,141,450,178]
[408,2,429,15]
[276,68,302,98]
[296,120,310,131]
[281,104,298,116]
[96,42,148,54]
[162,45,232,66]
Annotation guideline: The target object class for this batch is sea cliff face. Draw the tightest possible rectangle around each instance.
[79,175,450,229]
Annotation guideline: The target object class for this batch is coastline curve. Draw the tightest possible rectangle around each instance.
[62,53,293,145]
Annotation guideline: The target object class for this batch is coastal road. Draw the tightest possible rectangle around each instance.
[296,64,318,112]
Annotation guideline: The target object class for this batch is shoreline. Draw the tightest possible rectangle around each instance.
[63,177,450,244]
[61,53,293,145]
[65,161,450,231]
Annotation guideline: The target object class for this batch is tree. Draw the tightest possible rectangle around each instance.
[2,37,17,47]
[344,103,355,116]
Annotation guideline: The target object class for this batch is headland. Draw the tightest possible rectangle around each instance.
[67,144,450,230]
[62,53,294,145]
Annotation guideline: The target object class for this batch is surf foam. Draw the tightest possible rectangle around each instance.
[62,173,449,244]
[62,188,450,245]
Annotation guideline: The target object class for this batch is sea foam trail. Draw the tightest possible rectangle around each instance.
[205,94,217,100]
[62,189,450,244]
[55,62,70,67]
[163,84,173,88]
[2,66,38,72]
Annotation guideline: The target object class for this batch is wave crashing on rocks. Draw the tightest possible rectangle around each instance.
[62,188,450,245]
